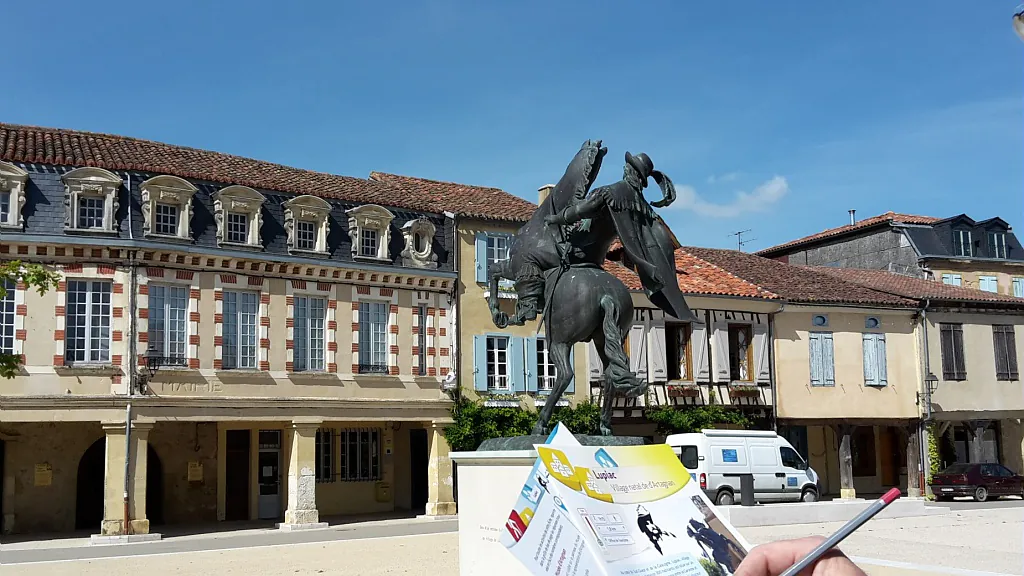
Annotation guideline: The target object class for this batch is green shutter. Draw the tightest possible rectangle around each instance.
[473,335,488,391]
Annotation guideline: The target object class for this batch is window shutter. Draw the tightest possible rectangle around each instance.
[753,322,770,384]
[710,321,730,383]
[648,321,667,383]
[566,347,576,393]
[809,332,823,387]
[822,332,836,386]
[1013,278,1024,298]
[629,323,648,381]
[588,340,604,383]
[691,319,710,382]
[525,337,539,393]
[993,328,1008,380]
[862,333,878,387]
[509,337,526,392]
[473,335,488,391]
[875,333,888,386]
[474,233,488,284]
[1007,328,1019,380]
[953,275,962,287]
[952,325,967,380]
[940,324,955,380]
[942,274,952,285]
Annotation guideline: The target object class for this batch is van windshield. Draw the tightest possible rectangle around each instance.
[679,445,699,469]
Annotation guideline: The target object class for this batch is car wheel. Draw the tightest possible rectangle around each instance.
[974,486,988,502]
[716,490,735,506]
[801,488,818,503]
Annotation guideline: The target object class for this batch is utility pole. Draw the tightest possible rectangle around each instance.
[731,229,755,252]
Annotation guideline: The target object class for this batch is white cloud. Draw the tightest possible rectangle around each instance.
[706,172,740,185]
[672,176,789,218]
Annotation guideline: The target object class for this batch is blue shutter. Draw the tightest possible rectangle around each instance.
[875,333,888,386]
[566,347,576,393]
[510,337,526,392]
[863,333,879,386]
[475,233,488,284]
[809,332,823,387]
[952,275,962,287]
[941,274,952,285]
[1014,278,1024,298]
[525,337,539,393]
[473,335,488,391]
[822,332,835,386]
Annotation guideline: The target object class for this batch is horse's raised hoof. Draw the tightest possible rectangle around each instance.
[492,311,509,328]
[600,425,613,437]
[531,424,547,436]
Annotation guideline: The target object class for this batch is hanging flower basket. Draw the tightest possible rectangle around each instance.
[729,384,761,397]
[667,384,700,398]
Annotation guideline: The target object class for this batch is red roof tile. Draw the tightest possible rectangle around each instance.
[811,267,1024,305]
[604,249,779,300]
[685,247,918,307]
[369,172,536,223]
[0,122,439,212]
[756,211,941,256]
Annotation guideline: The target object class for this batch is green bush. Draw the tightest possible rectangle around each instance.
[646,405,750,435]
[444,397,605,452]
[699,558,725,576]
[927,422,942,482]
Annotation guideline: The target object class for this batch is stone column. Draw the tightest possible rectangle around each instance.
[100,421,153,535]
[967,420,991,464]
[906,423,922,498]
[425,424,457,516]
[836,424,856,500]
[281,420,326,530]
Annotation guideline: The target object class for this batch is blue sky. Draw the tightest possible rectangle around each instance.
[3,1,1021,250]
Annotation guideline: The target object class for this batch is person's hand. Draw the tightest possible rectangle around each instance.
[735,537,867,576]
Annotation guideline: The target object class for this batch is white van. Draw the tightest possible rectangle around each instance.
[665,429,820,505]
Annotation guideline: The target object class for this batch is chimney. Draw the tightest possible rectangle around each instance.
[848,209,856,225]
[538,184,555,205]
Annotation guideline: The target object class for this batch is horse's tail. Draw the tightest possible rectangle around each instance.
[599,295,644,396]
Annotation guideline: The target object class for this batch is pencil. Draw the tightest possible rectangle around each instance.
[778,487,902,576]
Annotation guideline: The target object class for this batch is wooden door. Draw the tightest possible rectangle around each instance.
[879,428,898,486]
[225,430,251,521]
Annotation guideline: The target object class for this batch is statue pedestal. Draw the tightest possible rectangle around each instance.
[449,449,536,576]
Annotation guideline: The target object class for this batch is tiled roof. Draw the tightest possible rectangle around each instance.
[0,122,439,213]
[756,211,941,256]
[685,247,918,307]
[811,267,1024,305]
[369,172,536,223]
[603,249,779,300]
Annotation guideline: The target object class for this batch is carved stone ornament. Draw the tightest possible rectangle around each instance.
[283,195,332,255]
[61,167,123,233]
[0,161,29,229]
[140,175,198,239]
[346,204,395,260]
[401,218,438,269]
[212,185,266,248]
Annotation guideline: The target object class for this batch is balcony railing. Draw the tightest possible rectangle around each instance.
[358,363,389,374]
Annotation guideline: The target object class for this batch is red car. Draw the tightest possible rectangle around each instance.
[930,463,1024,502]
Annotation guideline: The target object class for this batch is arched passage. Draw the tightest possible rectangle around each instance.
[75,439,105,530]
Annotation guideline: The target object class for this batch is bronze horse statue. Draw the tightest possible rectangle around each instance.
[487,140,695,435]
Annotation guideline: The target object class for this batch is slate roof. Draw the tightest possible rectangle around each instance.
[369,172,536,223]
[756,211,941,256]
[0,122,440,213]
[603,249,779,299]
[685,247,918,307]
[811,267,1024,305]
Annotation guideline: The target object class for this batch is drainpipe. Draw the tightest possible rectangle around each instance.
[123,173,136,536]
[767,300,787,431]
[918,299,932,495]
[444,211,461,407]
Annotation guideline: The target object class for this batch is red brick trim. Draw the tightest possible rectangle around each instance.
[389,366,399,375]
[139,332,148,343]
[189,289,201,300]
[259,361,270,371]
[328,342,338,352]
[427,367,437,376]
[317,282,331,292]
[113,307,124,318]
[389,325,399,334]
[286,318,294,328]
[16,304,26,316]
[214,336,223,346]
[111,355,123,366]
[15,329,26,341]
[112,331,123,342]
[351,343,359,352]
[328,363,338,373]
[328,300,338,310]
[248,277,264,287]
[213,359,223,370]
[219,274,237,284]
[412,366,420,376]
[389,345,399,354]
[439,327,446,337]
[190,312,200,322]
[189,358,200,369]
[286,340,294,350]
[357,286,370,295]
[176,270,194,281]
[139,284,149,295]
[53,330,65,341]
[260,293,271,305]
[113,283,124,294]
[440,367,449,376]
[214,313,223,323]
[54,305,65,317]
[53,355,64,366]
[351,322,360,332]
[214,291,223,301]
[189,335,200,345]
[440,348,450,356]
[260,338,270,349]
[97,265,116,275]
[380,288,394,297]
[351,302,359,311]
[285,296,294,306]
[352,364,360,373]
[260,317,270,327]
[327,320,337,330]
[138,308,149,319]
[64,263,83,273]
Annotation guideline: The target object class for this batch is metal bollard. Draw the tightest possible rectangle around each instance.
[739,474,755,506]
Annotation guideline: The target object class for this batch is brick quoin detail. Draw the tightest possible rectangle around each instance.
[15,329,26,341]
[439,327,446,337]
[389,304,399,314]
[189,358,200,369]
[351,322,360,332]
[427,347,436,356]
[351,343,359,353]
[112,331,123,342]
[439,308,447,317]
[412,366,420,376]
[146,267,164,278]
[352,364,360,373]
[286,318,294,328]
[15,281,26,291]
[111,355,123,366]
[427,307,436,316]
[214,313,223,323]
[260,294,271,305]
[53,330,65,341]
[139,284,149,295]
[139,308,149,319]
[111,374,122,385]
[259,361,270,371]
[440,348,450,356]
[440,367,449,376]
[389,366,399,375]
[190,312,200,322]
[214,291,223,301]
[286,296,294,306]
[113,307,124,318]
[213,360,223,370]
[379,288,394,297]
[190,289,201,300]
[389,345,399,354]
[412,346,420,355]
[389,325,399,334]
[328,300,337,310]
[139,332,148,343]
[113,283,124,294]
[190,335,200,345]
[286,340,294,350]
[427,327,436,336]
[260,317,270,327]
[176,270,194,280]
[53,355,64,367]
[97,265,116,275]
[15,304,26,316]
[411,326,419,334]
[327,320,337,330]
[54,306,65,317]
[328,342,338,352]
[428,367,437,376]
[328,363,338,373]
[260,338,270,349]
[286,362,295,371]
[357,286,370,295]
[57,281,67,292]
[214,336,223,347]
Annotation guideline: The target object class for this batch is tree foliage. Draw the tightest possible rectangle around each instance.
[645,404,751,435]
[444,396,605,452]
[0,261,61,379]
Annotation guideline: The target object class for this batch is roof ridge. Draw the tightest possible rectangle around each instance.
[371,170,506,192]
[755,210,942,255]
[677,247,781,299]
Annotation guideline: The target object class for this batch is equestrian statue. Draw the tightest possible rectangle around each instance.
[486,139,696,436]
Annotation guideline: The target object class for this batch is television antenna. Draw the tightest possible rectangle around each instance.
[731,229,756,252]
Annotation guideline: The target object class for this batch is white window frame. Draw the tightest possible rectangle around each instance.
[487,335,510,391]
[941,273,962,287]
[989,232,1008,259]
[416,304,427,372]
[979,275,998,293]
[346,204,394,262]
[62,167,122,234]
[358,301,389,373]
[65,280,113,364]
[140,175,197,241]
[0,161,29,230]
[294,295,327,372]
[213,186,265,249]
[315,428,334,483]
[0,279,15,355]
[536,338,556,392]
[222,290,259,369]
[1013,277,1024,299]
[338,429,382,482]
[284,195,332,256]
[226,212,249,243]
[953,229,973,257]
[487,235,510,271]
[147,284,189,363]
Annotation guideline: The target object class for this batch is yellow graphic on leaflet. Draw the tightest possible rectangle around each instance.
[521,507,535,525]
[576,467,614,503]
[539,448,582,491]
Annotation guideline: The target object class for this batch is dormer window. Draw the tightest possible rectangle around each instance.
[989,232,1007,259]
[141,175,197,241]
[213,186,265,250]
[62,167,122,234]
[0,161,29,230]
[284,195,331,256]
[953,229,972,257]
[346,204,395,262]
[401,218,439,269]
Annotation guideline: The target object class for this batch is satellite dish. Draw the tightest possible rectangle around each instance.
[1015,7,1024,41]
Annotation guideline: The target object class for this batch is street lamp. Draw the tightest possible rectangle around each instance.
[139,345,187,390]
[919,373,939,420]
[1014,7,1024,42]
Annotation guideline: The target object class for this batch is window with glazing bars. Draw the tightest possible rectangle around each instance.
[222,291,258,369]
[315,428,334,482]
[537,338,556,391]
[417,305,427,372]
[65,280,112,363]
[0,280,15,355]
[337,429,381,481]
[360,228,378,257]
[154,203,179,236]
[294,296,326,371]
[0,192,10,222]
[487,335,510,390]
[358,301,388,373]
[147,284,188,361]
[296,220,317,250]
[77,196,105,229]
[226,212,248,243]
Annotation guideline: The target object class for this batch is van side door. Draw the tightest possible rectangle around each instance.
[748,441,784,502]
